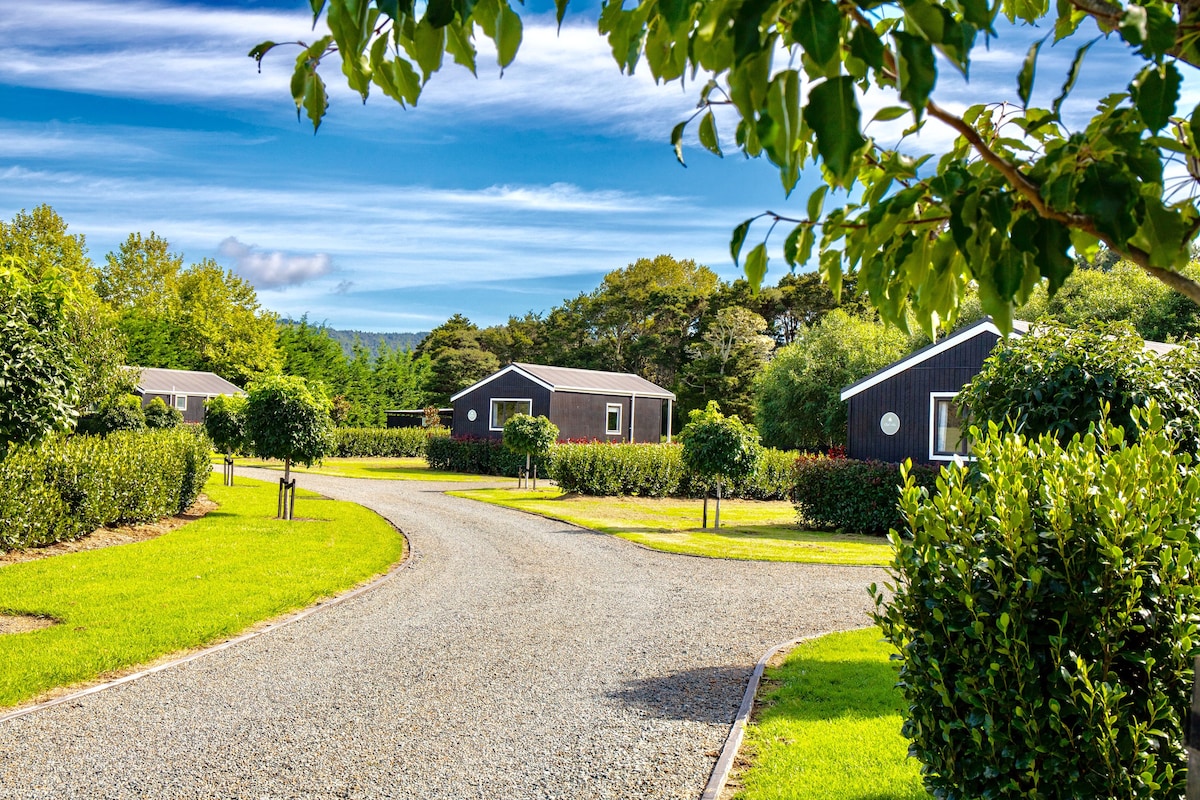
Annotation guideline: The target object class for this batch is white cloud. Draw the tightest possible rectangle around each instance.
[217,236,333,289]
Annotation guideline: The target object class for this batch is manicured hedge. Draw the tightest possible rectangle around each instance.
[333,426,449,458]
[425,435,535,477]
[0,428,211,552]
[548,442,795,500]
[792,456,939,534]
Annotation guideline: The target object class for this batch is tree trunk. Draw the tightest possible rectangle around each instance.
[702,494,708,529]
[715,482,722,529]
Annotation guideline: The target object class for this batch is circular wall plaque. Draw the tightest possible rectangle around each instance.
[467,409,477,422]
[880,412,900,436]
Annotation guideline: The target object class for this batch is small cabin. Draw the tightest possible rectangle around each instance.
[134,367,244,425]
[839,319,1029,465]
[384,408,453,429]
[450,363,676,443]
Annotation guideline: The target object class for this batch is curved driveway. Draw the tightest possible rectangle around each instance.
[0,470,883,799]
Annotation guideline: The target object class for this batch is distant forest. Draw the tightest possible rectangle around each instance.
[279,319,427,357]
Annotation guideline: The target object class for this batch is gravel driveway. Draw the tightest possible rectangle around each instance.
[0,470,884,799]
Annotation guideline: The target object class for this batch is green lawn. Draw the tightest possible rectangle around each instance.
[446,488,892,566]
[227,455,494,482]
[0,474,404,709]
[734,627,928,800]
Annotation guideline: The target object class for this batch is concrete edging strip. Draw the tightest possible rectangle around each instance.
[701,624,877,800]
[0,525,414,726]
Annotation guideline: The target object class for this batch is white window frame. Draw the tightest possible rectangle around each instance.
[174,395,188,412]
[605,403,622,435]
[929,392,971,461]
[489,398,532,431]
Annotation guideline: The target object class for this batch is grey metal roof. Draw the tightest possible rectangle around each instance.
[133,367,243,396]
[512,363,675,399]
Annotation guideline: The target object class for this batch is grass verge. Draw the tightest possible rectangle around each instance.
[0,473,404,709]
[732,627,927,800]
[227,455,492,482]
[446,488,891,566]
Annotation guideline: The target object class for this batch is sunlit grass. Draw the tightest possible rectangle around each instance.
[447,488,891,566]
[0,474,404,709]
[226,455,494,482]
[735,627,928,800]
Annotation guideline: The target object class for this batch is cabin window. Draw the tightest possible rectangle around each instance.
[490,398,532,430]
[930,393,970,460]
[175,395,188,411]
[605,403,622,435]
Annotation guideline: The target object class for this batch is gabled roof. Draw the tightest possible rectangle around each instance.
[840,318,1027,402]
[839,317,1177,401]
[450,363,676,402]
[133,367,244,397]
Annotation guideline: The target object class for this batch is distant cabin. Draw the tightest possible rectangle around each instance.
[133,367,244,425]
[450,363,676,443]
[384,408,453,429]
[839,318,1176,465]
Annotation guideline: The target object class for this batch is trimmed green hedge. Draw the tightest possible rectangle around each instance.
[792,456,939,534]
[425,435,535,477]
[547,442,795,500]
[333,426,449,458]
[0,428,211,552]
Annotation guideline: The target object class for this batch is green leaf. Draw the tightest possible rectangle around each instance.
[960,0,994,33]
[248,41,277,70]
[671,120,688,166]
[1079,165,1137,244]
[1131,202,1191,269]
[699,111,723,156]
[1132,62,1181,132]
[744,242,769,289]
[444,20,478,75]
[1030,216,1074,294]
[658,0,692,30]
[872,106,909,123]
[1017,36,1044,108]
[554,0,570,29]
[310,0,328,26]
[731,218,754,265]
[1190,102,1200,154]
[495,2,523,69]
[784,225,815,267]
[849,24,884,70]
[1052,39,1094,120]
[762,69,802,193]
[803,76,868,182]
[792,0,842,70]
[425,0,456,27]
[807,184,828,221]
[413,18,446,79]
[895,31,936,117]
[303,71,329,131]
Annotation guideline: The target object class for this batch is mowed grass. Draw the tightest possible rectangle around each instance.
[735,627,928,800]
[446,488,892,566]
[228,455,492,483]
[0,474,404,709]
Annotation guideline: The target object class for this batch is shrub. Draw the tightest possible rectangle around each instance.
[78,395,146,436]
[873,407,1200,799]
[205,394,248,455]
[959,321,1200,452]
[143,397,183,429]
[0,427,212,552]
[333,426,448,458]
[245,375,334,482]
[792,456,938,534]
[425,435,532,477]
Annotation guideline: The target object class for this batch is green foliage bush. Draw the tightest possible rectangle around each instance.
[874,408,1200,799]
[78,395,146,437]
[792,456,938,534]
[333,426,449,458]
[245,374,334,472]
[0,428,211,552]
[548,442,795,500]
[204,394,248,455]
[142,397,183,429]
[679,401,762,491]
[425,435,531,476]
[959,321,1200,452]
[503,414,559,459]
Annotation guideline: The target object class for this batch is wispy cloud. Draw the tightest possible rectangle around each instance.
[217,236,333,289]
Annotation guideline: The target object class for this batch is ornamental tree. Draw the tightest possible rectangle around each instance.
[245,374,335,518]
[205,393,249,485]
[255,0,1200,332]
[502,413,559,487]
[679,400,762,528]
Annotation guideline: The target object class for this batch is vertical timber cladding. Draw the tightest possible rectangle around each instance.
[634,396,664,443]
[847,330,1000,464]
[452,371,552,440]
[549,392,627,442]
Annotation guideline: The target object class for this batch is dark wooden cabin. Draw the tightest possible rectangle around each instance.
[450,363,676,443]
[134,367,244,425]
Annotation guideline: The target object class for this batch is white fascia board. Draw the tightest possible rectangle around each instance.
[449,364,555,403]
[839,320,1010,401]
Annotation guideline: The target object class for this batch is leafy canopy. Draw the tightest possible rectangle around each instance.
[502,413,559,457]
[205,393,249,455]
[255,0,1200,333]
[678,400,763,486]
[245,374,335,468]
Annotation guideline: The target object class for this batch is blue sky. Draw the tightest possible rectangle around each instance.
[0,1,1181,331]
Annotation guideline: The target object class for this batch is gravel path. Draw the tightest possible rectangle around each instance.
[0,470,884,799]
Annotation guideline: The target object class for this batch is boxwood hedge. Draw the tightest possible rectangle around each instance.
[333,426,448,458]
[0,427,211,552]
[792,455,939,534]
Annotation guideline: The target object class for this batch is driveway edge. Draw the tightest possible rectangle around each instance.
[0,523,414,725]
